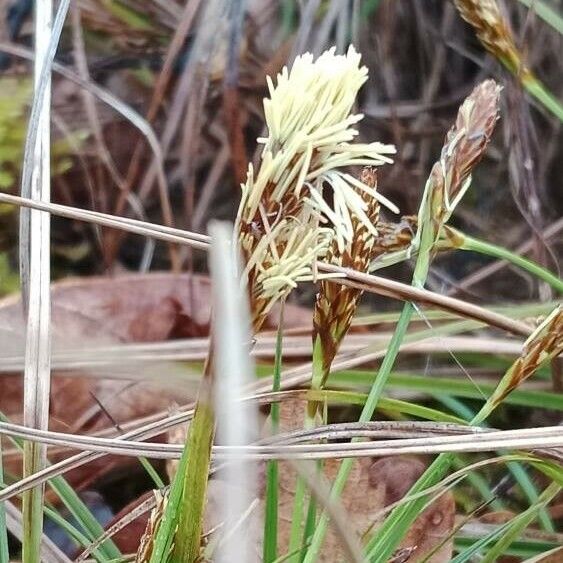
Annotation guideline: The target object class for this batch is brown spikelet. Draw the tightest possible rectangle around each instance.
[372,215,418,258]
[136,491,169,562]
[438,79,500,202]
[493,308,563,405]
[312,167,380,387]
[422,79,501,243]
[454,0,531,79]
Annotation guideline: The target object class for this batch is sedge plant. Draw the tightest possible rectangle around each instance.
[303,79,503,561]
[363,309,562,561]
[145,46,396,563]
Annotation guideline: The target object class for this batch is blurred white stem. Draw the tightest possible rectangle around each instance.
[210,222,259,563]
[22,0,52,561]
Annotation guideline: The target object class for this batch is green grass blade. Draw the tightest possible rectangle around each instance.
[360,0,382,19]
[43,504,92,551]
[172,396,214,561]
[0,412,120,560]
[0,440,9,562]
[329,371,563,411]
[506,461,554,533]
[455,231,563,293]
[281,0,296,36]
[149,444,189,562]
[517,0,563,35]
[48,476,120,561]
[435,395,505,512]
[523,76,563,122]
[364,310,561,561]
[302,302,417,562]
[287,471,307,562]
[263,306,285,563]
[451,520,511,562]
[451,456,505,512]
[454,533,562,560]
[436,395,553,532]
[138,458,164,490]
[365,452,456,562]
[301,496,317,560]
[480,482,560,563]
[530,460,563,487]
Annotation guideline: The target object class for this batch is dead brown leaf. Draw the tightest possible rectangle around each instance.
[272,399,455,562]
[0,273,311,489]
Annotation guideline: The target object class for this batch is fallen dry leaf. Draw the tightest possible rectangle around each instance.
[273,399,455,562]
[0,273,311,489]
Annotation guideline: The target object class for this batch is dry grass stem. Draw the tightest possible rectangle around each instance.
[1,419,562,461]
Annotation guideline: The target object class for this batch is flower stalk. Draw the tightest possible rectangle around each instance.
[439,226,563,293]
[303,79,502,562]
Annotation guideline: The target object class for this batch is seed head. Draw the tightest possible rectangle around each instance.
[489,306,562,407]
[454,0,530,78]
[240,219,333,331]
[312,167,382,387]
[422,79,501,237]
[236,46,396,249]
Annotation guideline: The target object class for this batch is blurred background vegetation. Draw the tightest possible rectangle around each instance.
[0,0,560,299]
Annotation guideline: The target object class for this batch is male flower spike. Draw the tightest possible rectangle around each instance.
[236,46,396,330]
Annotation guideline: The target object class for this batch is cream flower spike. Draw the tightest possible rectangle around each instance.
[236,46,397,330]
[237,45,397,251]
[242,220,333,325]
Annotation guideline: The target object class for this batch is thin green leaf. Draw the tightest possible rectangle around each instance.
[454,533,562,560]
[328,371,563,412]
[263,304,285,563]
[482,483,559,562]
[0,412,120,561]
[364,308,562,561]
[449,229,563,293]
[517,0,563,35]
[436,395,553,532]
[0,439,9,562]
[172,398,214,562]
[452,520,512,562]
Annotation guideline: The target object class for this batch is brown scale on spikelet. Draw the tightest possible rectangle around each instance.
[372,215,418,257]
[435,79,500,206]
[312,167,381,387]
[454,0,531,79]
[373,80,502,270]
